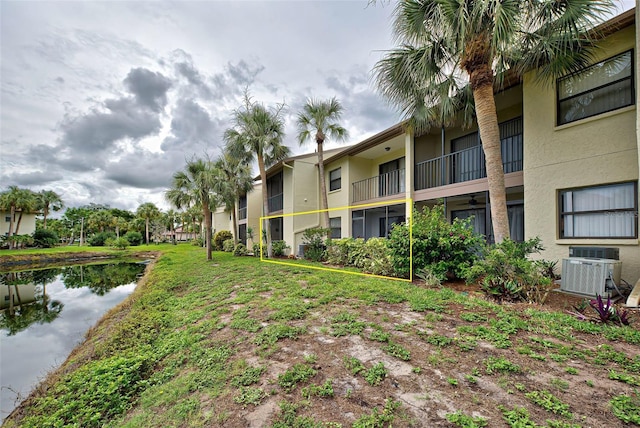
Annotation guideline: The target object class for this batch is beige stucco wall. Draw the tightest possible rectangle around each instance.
[243,182,263,247]
[0,212,37,236]
[523,25,639,283]
[212,208,232,236]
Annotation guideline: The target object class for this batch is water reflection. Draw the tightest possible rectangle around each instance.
[0,261,146,421]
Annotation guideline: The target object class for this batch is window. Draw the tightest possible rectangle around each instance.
[329,168,341,191]
[330,217,341,239]
[559,182,637,238]
[5,216,10,223]
[557,50,634,125]
[352,210,364,239]
[238,195,247,220]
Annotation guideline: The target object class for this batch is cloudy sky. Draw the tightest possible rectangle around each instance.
[0,1,634,213]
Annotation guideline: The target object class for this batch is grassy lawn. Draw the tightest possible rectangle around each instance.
[3,244,639,427]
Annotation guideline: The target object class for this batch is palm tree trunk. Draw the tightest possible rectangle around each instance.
[203,206,213,260]
[232,194,239,245]
[8,206,15,249]
[15,211,23,236]
[473,82,510,243]
[145,218,150,245]
[258,155,272,257]
[43,206,49,229]
[316,141,330,231]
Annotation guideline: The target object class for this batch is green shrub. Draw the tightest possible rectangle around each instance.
[325,237,364,266]
[123,231,142,246]
[223,239,235,252]
[388,204,484,279]
[233,243,248,256]
[214,230,233,250]
[88,232,117,247]
[107,237,130,250]
[357,238,394,276]
[7,234,34,249]
[465,237,553,303]
[32,229,59,248]
[272,240,289,257]
[301,227,329,262]
[252,243,261,257]
[191,237,203,247]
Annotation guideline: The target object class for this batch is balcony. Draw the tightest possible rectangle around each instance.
[352,169,405,203]
[415,137,522,190]
[238,206,247,220]
[268,193,283,213]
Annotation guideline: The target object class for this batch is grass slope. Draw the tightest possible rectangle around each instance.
[3,244,640,427]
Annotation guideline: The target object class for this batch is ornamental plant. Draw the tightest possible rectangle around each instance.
[388,204,484,279]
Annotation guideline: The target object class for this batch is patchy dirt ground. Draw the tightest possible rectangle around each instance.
[202,281,639,427]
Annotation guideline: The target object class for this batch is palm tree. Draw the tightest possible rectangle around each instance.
[373,0,614,243]
[37,190,64,230]
[0,186,37,249]
[166,158,218,260]
[88,209,114,234]
[225,94,289,257]
[213,149,254,244]
[164,209,179,244]
[296,97,349,231]
[136,202,161,245]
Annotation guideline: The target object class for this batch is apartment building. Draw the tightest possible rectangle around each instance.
[221,8,638,285]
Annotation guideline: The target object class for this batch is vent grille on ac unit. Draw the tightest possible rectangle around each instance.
[561,258,622,297]
[568,246,619,260]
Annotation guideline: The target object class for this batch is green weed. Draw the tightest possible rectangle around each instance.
[301,379,334,399]
[446,410,488,427]
[383,342,411,361]
[610,392,640,424]
[233,387,267,407]
[485,357,521,375]
[525,390,572,418]
[353,399,401,428]
[278,364,317,392]
[364,362,387,386]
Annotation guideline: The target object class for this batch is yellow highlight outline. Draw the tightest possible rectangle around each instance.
[259,199,413,282]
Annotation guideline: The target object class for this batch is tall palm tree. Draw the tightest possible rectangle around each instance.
[166,158,218,260]
[373,0,614,243]
[213,149,254,244]
[296,97,349,231]
[0,186,37,249]
[37,190,64,230]
[225,94,289,257]
[136,202,161,245]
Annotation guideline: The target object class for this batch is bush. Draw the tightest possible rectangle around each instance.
[302,227,329,262]
[272,240,290,257]
[388,204,484,279]
[464,238,553,304]
[6,234,34,249]
[123,231,143,246]
[88,232,117,247]
[223,238,235,252]
[325,238,366,266]
[191,237,204,247]
[253,243,261,257]
[107,237,130,250]
[357,237,394,276]
[214,230,233,251]
[233,243,248,256]
[32,229,59,248]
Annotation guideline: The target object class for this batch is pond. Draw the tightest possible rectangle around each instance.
[0,261,147,421]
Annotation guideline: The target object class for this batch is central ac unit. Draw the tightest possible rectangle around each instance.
[561,258,622,297]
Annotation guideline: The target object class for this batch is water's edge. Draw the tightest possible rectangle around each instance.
[1,251,160,424]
